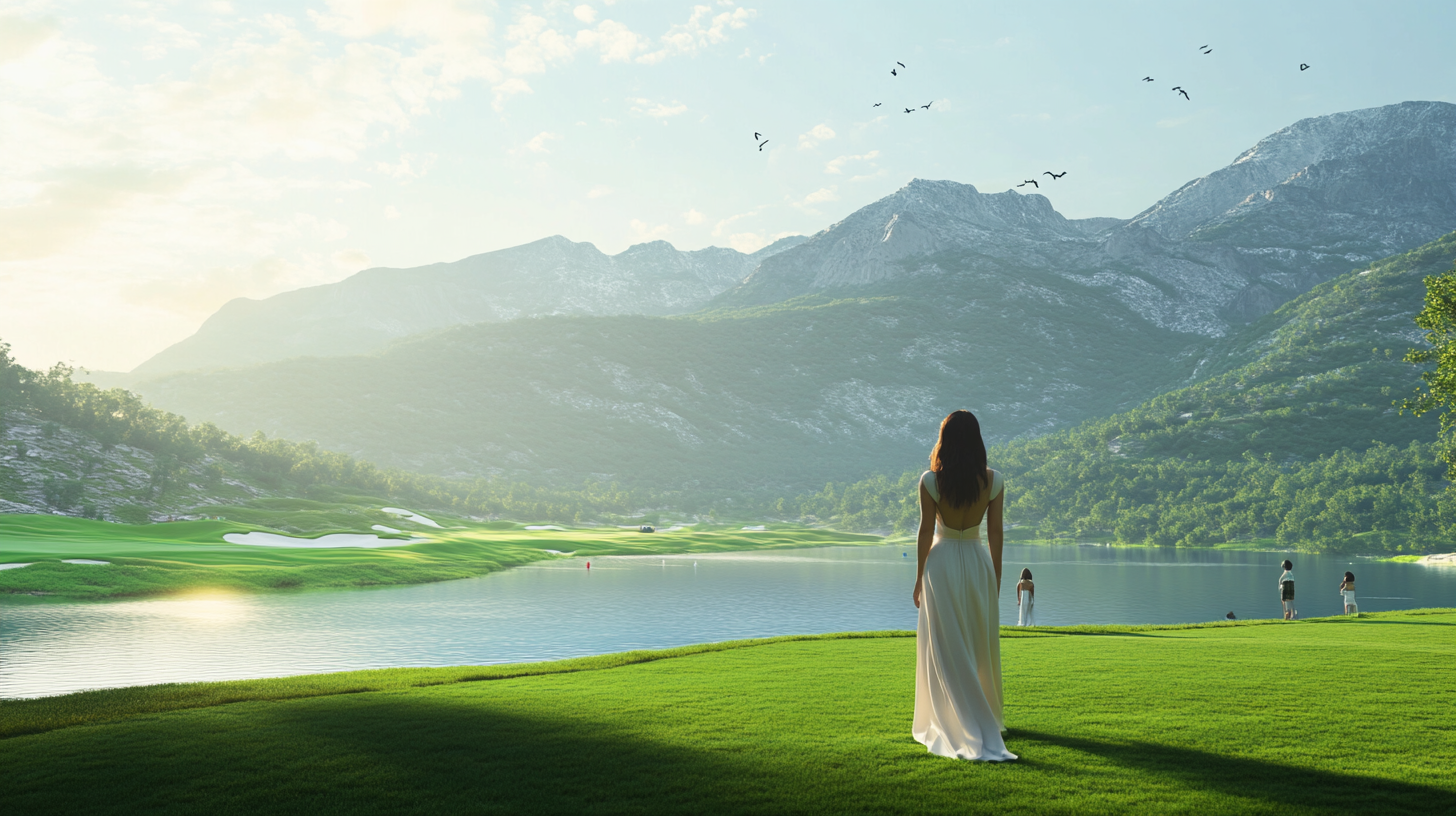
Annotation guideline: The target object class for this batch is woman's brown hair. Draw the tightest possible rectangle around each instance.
[931,410,988,508]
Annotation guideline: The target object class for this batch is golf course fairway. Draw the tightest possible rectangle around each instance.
[2,610,1452,815]
[0,514,882,599]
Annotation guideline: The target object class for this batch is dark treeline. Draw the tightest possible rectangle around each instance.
[780,440,1454,554]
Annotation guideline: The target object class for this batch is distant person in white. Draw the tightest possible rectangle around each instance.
[1340,571,1358,616]
[1278,560,1296,620]
[912,410,1016,762]
[1016,569,1036,626]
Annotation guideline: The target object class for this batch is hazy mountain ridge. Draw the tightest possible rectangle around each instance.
[134,234,806,376]
[133,262,1197,494]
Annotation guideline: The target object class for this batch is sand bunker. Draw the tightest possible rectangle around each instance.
[61,559,110,565]
[741,525,768,531]
[224,532,425,549]
[524,525,566,531]
[543,549,577,555]
[371,524,403,534]
[0,563,33,570]
[382,508,443,528]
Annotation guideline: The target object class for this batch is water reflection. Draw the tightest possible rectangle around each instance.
[1,544,1452,699]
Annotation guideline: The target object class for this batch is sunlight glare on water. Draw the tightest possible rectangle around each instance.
[1,544,1452,699]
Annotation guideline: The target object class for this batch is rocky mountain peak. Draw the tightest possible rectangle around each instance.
[1126,101,1456,241]
[722,178,1084,305]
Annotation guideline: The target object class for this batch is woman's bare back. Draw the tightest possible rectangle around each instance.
[935,467,996,532]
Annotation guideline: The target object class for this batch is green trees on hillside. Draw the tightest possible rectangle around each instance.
[1403,260,1456,483]
[0,342,660,522]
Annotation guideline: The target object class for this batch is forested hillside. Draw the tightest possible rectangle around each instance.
[781,235,1456,554]
[0,346,661,529]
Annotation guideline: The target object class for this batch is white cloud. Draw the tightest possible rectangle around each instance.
[383,205,400,219]
[374,153,437,182]
[331,248,371,271]
[576,19,649,63]
[0,14,58,64]
[797,123,836,150]
[683,208,705,224]
[629,219,671,241]
[791,186,838,214]
[727,232,765,252]
[587,185,613,198]
[574,5,598,24]
[629,97,687,118]
[493,77,534,110]
[514,131,563,155]
[637,5,756,64]
[824,150,880,174]
[711,207,762,238]
[803,187,838,204]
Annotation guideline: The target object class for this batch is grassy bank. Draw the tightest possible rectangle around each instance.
[3,610,1453,815]
[0,514,883,599]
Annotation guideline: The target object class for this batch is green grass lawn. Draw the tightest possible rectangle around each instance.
[0,514,883,599]
[3,610,1452,815]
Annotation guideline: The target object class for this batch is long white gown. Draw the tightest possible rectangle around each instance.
[913,469,1017,762]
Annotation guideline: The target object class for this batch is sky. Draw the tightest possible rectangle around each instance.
[2,0,1454,372]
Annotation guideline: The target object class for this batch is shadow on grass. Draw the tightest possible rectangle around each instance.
[1,691,1029,816]
[1015,729,1456,815]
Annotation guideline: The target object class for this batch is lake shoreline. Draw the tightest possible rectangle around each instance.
[4,512,1448,601]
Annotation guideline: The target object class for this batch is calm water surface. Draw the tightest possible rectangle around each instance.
[2,543,1453,698]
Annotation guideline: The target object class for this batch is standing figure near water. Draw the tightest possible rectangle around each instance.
[1340,572,1358,616]
[1278,560,1296,620]
[912,410,1017,762]
[1016,569,1036,627]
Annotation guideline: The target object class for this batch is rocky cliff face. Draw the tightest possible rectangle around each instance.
[721,101,1456,336]
[133,234,805,376]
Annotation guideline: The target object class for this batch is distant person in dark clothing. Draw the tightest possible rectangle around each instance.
[1278,560,1296,620]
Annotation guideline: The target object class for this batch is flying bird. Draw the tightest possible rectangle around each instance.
[897,61,905,68]
[891,68,897,76]
[754,132,761,140]
[921,101,933,109]
[758,139,769,151]
[1044,171,1067,179]
[1142,76,1154,82]
[1017,179,1039,188]
[904,107,914,114]
[1177,88,1190,100]
[873,102,882,107]
[1300,63,1310,71]
[1171,85,1182,91]
[1199,44,1208,49]
[1203,49,1212,55]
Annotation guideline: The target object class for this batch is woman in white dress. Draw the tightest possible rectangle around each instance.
[912,410,1017,762]
[1016,569,1035,627]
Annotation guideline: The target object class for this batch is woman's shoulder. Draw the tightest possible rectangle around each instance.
[919,470,938,501]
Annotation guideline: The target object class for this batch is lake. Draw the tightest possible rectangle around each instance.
[2,543,1453,699]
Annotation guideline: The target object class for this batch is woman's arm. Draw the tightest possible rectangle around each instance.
[987,491,1004,594]
[914,483,936,608]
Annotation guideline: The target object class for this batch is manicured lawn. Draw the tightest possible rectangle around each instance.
[0,514,883,599]
[2,611,1452,815]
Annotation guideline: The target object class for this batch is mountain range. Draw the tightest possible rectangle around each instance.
[121,101,1456,496]
[134,236,806,376]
